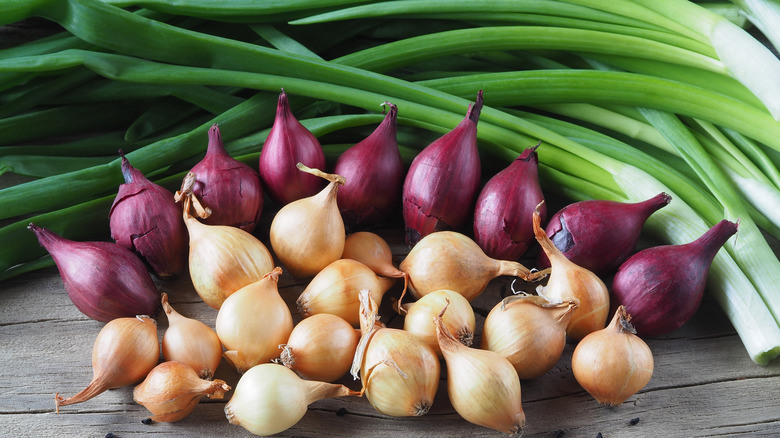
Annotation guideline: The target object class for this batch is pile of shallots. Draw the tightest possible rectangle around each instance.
[32,89,739,436]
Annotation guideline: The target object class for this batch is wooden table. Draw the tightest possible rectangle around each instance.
[3,204,780,438]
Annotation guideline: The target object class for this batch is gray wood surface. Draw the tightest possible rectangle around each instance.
[2,215,780,438]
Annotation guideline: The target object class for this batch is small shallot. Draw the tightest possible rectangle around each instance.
[224,363,359,436]
[28,223,160,322]
[278,313,360,382]
[537,193,671,275]
[402,289,475,355]
[177,173,275,309]
[133,361,231,422]
[402,91,483,245]
[161,293,222,380]
[436,303,526,435]
[55,315,159,412]
[351,290,440,417]
[572,306,654,406]
[216,267,293,373]
[110,150,187,278]
[533,203,609,340]
[269,164,346,278]
[259,89,326,205]
[611,219,738,336]
[481,294,578,379]
[190,124,264,232]
[399,231,536,302]
[473,143,545,261]
[334,102,404,229]
[296,258,396,326]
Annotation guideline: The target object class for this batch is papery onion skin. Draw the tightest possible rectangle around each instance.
[29,223,160,322]
[399,231,533,301]
[473,144,545,261]
[334,102,404,229]
[269,165,345,279]
[532,204,610,340]
[55,315,160,412]
[185,215,275,309]
[403,289,475,356]
[361,328,440,417]
[133,361,231,422]
[279,313,360,382]
[224,363,359,436]
[572,306,654,406]
[259,90,326,205]
[296,258,396,326]
[611,219,738,336]
[110,151,187,278]
[402,91,483,246]
[537,193,671,275]
[436,309,525,435]
[216,267,293,373]
[161,293,222,380]
[481,295,577,379]
[191,124,264,232]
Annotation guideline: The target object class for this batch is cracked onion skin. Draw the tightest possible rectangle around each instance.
[191,124,263,232]
[473,144,545,261]
[537,193,671,275]
[110,151,187,278]
[402,91,483,246]
[28,223,160,322]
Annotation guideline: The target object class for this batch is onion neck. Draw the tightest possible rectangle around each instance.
[54,375,111,413]
[495,260,533,281]
[691,219,739,263]
[303,380,360,404]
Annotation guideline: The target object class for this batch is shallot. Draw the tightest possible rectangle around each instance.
[399,231,535,302]
[402,91,483,245]
[259,89,326,205]
[269,164,345,278]
[28,223,160,322]
[611,219,738,336]
[190,124,264,232]
[473,143,545,261]
[334,102,404,229]
[537,193,671,275]
[55,315,159,412]
[110,150,187,278]
[572,305,654,406]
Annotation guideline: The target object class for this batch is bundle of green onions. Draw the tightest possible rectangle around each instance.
[2,0,780,365]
